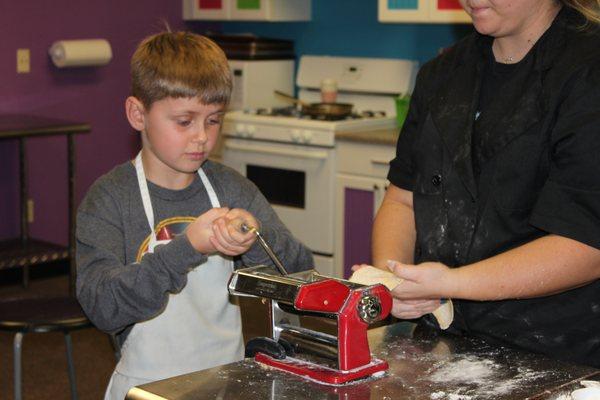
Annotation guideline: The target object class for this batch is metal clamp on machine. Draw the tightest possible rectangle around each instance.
[228,265,392,385]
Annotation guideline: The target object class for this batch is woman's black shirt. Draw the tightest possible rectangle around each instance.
[388,7,600,367]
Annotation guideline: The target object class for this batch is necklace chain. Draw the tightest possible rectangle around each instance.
[494,40,530,65]
[494,6,558,65]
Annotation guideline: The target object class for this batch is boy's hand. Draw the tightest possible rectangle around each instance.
[210,208,259,256]
[186,208,230,254]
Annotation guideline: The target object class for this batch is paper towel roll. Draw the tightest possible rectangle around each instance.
[49,39,112,68]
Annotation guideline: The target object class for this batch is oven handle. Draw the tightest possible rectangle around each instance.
[370,159,390,166]
[225,142,329,160]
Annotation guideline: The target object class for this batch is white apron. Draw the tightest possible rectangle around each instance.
[104,153,244,400]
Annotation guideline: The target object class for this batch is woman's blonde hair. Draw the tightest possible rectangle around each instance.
[560,0,600,24]
[130,31,231,109]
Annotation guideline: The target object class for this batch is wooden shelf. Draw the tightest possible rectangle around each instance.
[0,114,90,140]
[0,114,90,292]
[0,239,69,270]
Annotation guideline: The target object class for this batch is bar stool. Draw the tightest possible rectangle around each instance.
[0,295,91,400]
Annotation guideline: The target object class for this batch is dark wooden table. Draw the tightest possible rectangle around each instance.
[0,114,90,293]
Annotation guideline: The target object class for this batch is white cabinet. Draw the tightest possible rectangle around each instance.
[378,0,471,23]
[183,0,311,21]
[335,140,396,278]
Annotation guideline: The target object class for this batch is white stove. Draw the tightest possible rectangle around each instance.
[223,109,397,147]
[223,56,417,146]
[222,56,418,276]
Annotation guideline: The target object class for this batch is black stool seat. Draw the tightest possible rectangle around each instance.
[0,295,92,400]
[0,296,91,332]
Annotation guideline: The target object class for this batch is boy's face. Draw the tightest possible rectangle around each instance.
[130,96,225,185]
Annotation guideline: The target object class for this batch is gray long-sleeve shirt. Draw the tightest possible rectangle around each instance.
[76,160,313,345]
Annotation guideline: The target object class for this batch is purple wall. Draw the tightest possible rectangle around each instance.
[0,2,215,245]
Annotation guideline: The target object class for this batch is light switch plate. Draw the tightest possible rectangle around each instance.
[17,48,30,73]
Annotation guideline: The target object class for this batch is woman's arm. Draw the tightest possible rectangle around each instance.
[390,234,600,301]
[373,61,430,269]
[457,234,600,299]
[372,185,443,319]
[372,184,416,268]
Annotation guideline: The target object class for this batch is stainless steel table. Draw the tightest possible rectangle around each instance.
[126,322,599,400]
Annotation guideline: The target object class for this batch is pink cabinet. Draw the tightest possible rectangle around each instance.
[183,0,311,21]
[183,0,229,19]
[378,0,471,23]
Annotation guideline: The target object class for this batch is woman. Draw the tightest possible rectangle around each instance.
[373,0,600,367]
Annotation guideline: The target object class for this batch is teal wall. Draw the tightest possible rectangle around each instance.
[187,0,473,65]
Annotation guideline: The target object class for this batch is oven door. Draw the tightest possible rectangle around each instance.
[223,138,334,256]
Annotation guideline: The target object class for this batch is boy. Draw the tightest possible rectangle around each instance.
[75,31,313,400]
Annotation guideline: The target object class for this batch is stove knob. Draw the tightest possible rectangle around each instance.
[301,130,313,143]
[246,125,256,138]
[235,123,246,137]
[291,129,301,143]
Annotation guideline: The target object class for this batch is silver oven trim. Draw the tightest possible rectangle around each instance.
[225,141,329,160]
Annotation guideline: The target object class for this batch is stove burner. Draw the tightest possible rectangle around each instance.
[244,107,388,121]
[360,110,386,118]
[249,106,303,118]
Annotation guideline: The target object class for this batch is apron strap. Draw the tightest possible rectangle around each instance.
[198,169,221,208]
[135,152,156,237]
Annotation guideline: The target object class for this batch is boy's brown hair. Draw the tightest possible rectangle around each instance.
[131,31,231,109]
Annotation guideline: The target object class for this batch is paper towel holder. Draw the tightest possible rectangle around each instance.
[49,39,113,68]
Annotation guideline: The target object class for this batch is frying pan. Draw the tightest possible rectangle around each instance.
[274,90,354,120]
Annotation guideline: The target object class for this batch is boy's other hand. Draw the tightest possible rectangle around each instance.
[210,208,259,256]
[186,207,230,254]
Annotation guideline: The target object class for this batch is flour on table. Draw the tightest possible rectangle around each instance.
[550,394,572,400]
[429,357,498,383]
[424,354,549,399]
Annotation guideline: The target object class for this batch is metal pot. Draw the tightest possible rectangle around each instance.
[274,91,354,120]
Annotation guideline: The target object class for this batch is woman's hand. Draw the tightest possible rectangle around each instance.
[390,298,442,320]
[350,263,369,272]
[388,260,454,300]
[350,261,455,320]
[387,260,454,320]
[210,208,259,256]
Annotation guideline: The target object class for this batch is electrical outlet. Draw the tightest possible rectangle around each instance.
[27,199,34,223]
[17,48,30,73]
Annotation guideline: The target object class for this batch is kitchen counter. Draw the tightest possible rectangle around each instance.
[126,322,599,400]
[335,128,399,145]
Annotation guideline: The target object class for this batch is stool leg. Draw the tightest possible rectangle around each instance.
[22,265,30,289]
[14,332,23,400]
[64,332,79,400]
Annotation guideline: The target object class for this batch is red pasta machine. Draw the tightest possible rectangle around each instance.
[228,265,392,385]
